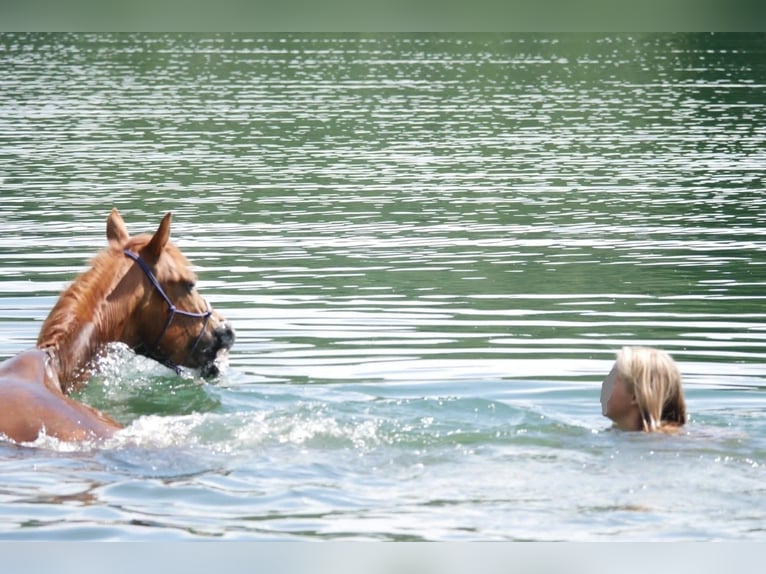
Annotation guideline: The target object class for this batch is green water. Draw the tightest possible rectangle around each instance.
[0,33,765,540]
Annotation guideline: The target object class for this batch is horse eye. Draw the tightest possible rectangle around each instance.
[182,281,196,293]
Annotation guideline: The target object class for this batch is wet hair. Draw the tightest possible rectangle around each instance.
[615,346,687,432]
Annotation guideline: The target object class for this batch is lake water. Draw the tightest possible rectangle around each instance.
[0,32,765,540]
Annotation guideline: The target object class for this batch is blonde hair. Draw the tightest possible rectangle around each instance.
[615,346,686,432]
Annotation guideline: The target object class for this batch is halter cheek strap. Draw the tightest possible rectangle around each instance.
[123,249,213,373]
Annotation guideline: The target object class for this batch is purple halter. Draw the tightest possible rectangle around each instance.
[123,248,212,373]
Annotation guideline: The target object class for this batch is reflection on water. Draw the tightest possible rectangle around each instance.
[0,33,765,540]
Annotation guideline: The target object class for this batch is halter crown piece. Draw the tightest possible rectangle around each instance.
[123,249,212,373]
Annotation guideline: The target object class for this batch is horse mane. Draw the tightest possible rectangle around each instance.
[36,235,153,390]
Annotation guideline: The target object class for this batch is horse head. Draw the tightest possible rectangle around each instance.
[106,209,235,377]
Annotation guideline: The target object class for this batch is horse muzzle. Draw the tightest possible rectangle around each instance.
[197,320,236,378]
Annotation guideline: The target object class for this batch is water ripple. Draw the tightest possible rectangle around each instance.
[1,33,766,540]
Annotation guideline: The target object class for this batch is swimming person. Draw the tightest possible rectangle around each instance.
[600,346,687,432]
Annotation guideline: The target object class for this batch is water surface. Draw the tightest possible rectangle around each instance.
[0,33,765,540]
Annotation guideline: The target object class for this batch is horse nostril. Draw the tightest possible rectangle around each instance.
[215,322,235,348]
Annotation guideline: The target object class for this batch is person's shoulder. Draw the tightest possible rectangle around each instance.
[659,422,684,434]
[664,423,747,441]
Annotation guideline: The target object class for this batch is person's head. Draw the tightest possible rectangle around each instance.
[600,346,686,432]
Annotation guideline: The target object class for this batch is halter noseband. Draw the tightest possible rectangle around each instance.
[123,248,213,373]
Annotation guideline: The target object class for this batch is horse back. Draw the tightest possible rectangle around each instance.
[0,349,121,443]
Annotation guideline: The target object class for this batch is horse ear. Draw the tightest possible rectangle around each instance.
[145,212,172,258]
[106,208,130,246]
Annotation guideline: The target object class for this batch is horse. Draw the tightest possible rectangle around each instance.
[0,208,235,444]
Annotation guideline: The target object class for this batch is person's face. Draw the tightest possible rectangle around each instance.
[601,363,637,423]
[600,364,618,415]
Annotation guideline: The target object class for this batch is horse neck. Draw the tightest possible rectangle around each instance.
[36,250,139,392]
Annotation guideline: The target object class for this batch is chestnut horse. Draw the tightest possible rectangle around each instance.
[0,209,235,444]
